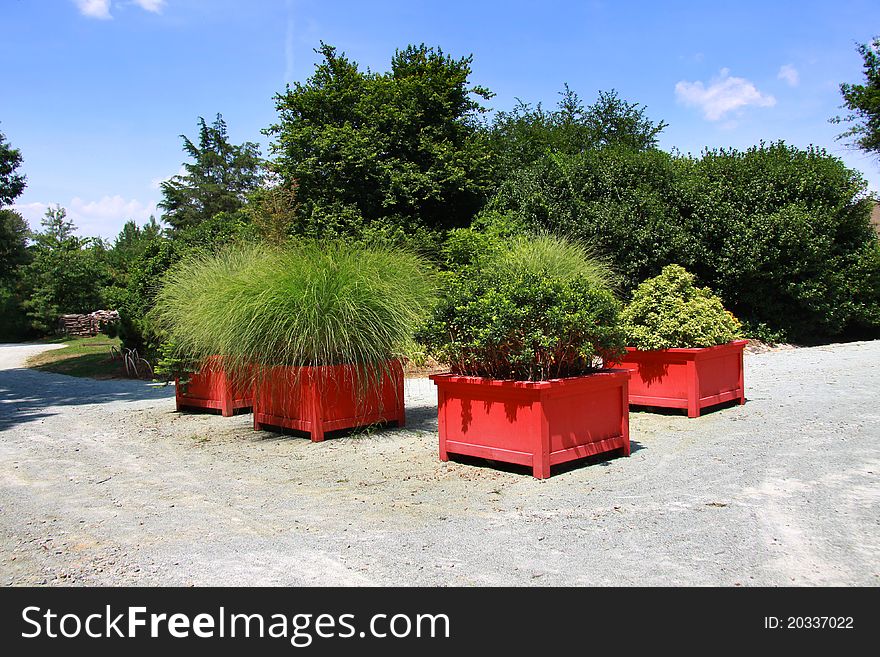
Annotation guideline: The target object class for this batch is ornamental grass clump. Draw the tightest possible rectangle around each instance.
[622,264,741,350]
[152,241,436,380]
[420,234,626,381]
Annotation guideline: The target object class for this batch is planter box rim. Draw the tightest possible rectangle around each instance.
[429,368,630,389]
[625,339,748,355]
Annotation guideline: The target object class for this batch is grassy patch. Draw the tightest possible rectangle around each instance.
[26,335,125,379]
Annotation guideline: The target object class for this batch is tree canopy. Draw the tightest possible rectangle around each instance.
[489,86,667,176]
[0,127,26,206]
[832,36,880,159]
[159,114,263,231]
[266,42,495,237]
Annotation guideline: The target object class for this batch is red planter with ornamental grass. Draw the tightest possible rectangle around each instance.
[253,362,405,441]
[616,340,747,418]
[175,356,253,417]
[153,241,435,443]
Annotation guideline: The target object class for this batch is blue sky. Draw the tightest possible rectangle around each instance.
[2,0,879,239]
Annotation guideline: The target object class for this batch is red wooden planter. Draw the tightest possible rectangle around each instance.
[253,362,405,441]
[175,356,253,417]
[616,339,747,418]
[430,370,630,479]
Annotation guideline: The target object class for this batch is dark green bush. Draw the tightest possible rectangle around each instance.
[622,264,741,350]
[486,147,695,292]
[487,142,880,342]
[420,234,626,380]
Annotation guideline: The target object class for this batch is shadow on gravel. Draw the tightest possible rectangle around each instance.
[245,403,439,442]
[446,439,645,479]
[629,399,743,418]
[0,367,174,431]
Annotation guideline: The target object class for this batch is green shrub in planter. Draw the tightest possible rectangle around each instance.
[420,234,626,381]
[152,241,436,378]
[622,264,741,350]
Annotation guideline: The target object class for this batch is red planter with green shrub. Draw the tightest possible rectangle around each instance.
[617,340,747,418]
[175,356,253,417]
[253,362,405,441]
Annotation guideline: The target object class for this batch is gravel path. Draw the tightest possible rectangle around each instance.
[1,341,878,586]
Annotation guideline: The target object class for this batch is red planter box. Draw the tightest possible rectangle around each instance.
[175,356,253,417]
[430,370,630,479]
[253,362,405,441]
[616,340,747,418]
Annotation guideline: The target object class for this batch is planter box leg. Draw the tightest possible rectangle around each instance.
[532,460,550,480]
[687,403,700,419]
[221,395,233,418]
[253,416,263,431]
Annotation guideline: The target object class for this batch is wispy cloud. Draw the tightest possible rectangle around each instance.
[675,68,776,121]
[75,0,112,20]
[132,0,166,13]
[14,196,159,240]
[777,64,800,87]
[74,0,167,20]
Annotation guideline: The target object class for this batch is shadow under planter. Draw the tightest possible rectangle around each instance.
[253,362,405,441]
[615,340,747,418]
[175,356,253,417]
[430,369,630,479]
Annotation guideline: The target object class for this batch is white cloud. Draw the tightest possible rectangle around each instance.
[132,0,166,13]
[75,0,112,19]
[777,64,800,87]
[74,1,167,20]
[14,196,159,240]
[675,68,776,121]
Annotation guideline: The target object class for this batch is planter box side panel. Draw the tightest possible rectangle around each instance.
[620,353,690,405]
[545,380,627,455]
[697,349,745,404]
[255,364,404,437]
[437,382,540,457]
[178,368,224,403]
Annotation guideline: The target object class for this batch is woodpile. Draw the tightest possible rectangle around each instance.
[58,310,120,337]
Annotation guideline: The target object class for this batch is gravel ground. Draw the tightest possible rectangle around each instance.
[0,341,878,586]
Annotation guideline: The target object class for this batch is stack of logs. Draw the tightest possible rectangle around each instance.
[58,310,120,337]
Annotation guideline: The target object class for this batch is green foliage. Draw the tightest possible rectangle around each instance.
[152,242,437,381]
[267,43,494,239]
[104,216,162,289]
[153,339,200,382]
[684,143,878,340]
[0,208,30,282]
[21,206,111,334]
[622,265,741,350]
[420,234,625,381]
[831,36,880,158]
[110,210,254,359]
[488,86,667,176]
[159,114,263,231]
[0,127,26,205]
[487,146,692,292]
[0,284,33,341]
[488,141,880,342]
